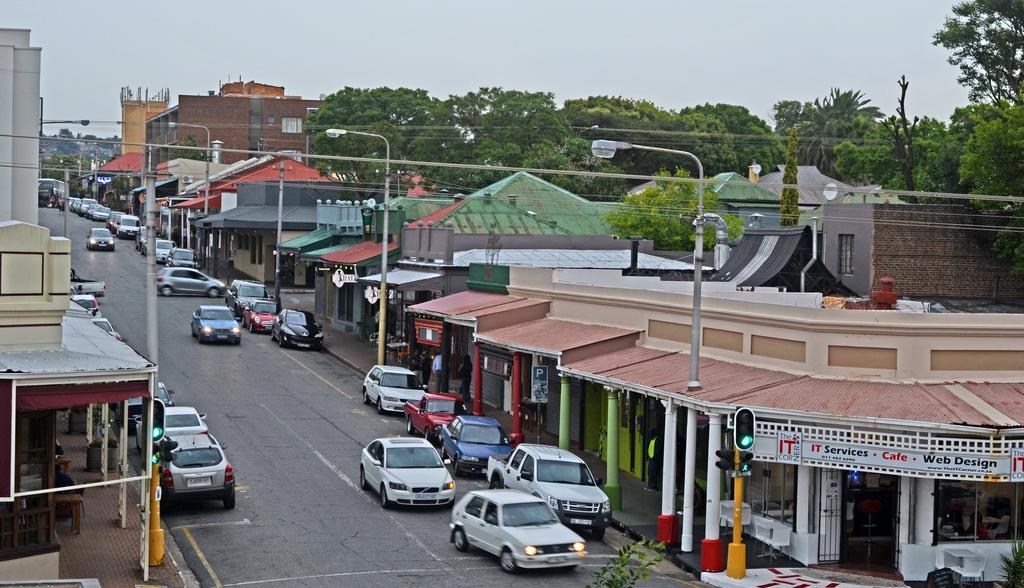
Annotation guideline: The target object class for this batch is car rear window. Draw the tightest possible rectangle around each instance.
[380,373,420,389]
[238,285,268,298]
[156,241,173,250]
[173,448,222,468]
[74,298,97,310]
[425,399,456,414]
[166,414,201,428]
[172,250,195,260]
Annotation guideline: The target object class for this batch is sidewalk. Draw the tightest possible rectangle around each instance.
[57,415,188,587]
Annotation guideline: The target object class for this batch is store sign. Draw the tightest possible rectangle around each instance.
[777,432,802,464]
[332,269,357,288]
[95,176,113,185]
[531,366,549,403]
[1011,449,1024,482]
[796,439,1009,477]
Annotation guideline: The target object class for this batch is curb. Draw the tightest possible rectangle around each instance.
[322,345,371,374]
[162,520,201,588]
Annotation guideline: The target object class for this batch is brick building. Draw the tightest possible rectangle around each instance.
[145,81,321,167]
[822,203,1024,299]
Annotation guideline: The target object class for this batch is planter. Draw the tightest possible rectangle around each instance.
[69,411,87,434]
[86,446,120,472]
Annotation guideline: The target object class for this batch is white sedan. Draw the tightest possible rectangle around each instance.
[359,437,455,508]
[450,489,587,574]
[362,365,427,414]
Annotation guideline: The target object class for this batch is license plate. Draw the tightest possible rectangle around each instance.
[297,343,310,348]
[186,477,212,488]
[549,556,566,563]
[570,518,592,526]
[217,334,227,339]
[414,493,436,500]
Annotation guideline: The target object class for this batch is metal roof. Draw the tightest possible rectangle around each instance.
[758,165,857,207]
[197,205,317,230]
[409,291,525,318]
[360,269,442,286]
[710,226,806,286]
[440,248,694,271]
[319,238,398,266]
[475,318,640,356]
[277,227,338,252]
[0,311,154,375]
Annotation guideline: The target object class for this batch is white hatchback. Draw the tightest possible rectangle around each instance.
[362,365,427,414]
[359,437,455,508]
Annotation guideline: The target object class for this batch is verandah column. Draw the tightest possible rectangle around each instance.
[473,341,483,415]
[558,376,570,449]
[657,400,679,544]
[605,388,621,511]
[681,406,697,551]
[511,352,522,441]
[701,412,725,571]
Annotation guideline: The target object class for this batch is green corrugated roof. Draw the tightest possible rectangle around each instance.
[299,236,364,260]
[710,172,780,204]
[278,227,341,253]
[388,197,456,222]
[461,172,611,235]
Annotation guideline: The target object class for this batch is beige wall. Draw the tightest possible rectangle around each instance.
[0,222,71,350]
[0,549,59,580]
[233,229,304,284]
[121,100,167,154]
[507,267,1024,383]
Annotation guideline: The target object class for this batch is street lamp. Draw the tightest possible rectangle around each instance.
[325,128,391,366]
[168,122,212,216]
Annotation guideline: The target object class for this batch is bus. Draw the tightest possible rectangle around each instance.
[37,178,67,208]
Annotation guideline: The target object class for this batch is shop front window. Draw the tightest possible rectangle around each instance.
[937,480,1018,541]
[2,412,55,553]
[749,461,796,525]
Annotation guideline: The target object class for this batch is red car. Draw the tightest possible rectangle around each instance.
[404,393,467,444]
[241,300,277,333]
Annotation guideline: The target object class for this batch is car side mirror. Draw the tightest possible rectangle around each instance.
[199,413,207,420]
[443,458,452,465]
[596,477,604,487]
[91,309,98,316]
[421,384,428,391]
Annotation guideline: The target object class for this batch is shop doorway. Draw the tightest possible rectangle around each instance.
[842,471,899,572]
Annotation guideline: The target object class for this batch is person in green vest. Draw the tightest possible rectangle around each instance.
[646,427,662,491]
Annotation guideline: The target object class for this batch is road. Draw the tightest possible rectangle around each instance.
[43,208,693,588]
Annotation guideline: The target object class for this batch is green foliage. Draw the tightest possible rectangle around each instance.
[780,128,800,226]
[934,0,1024,104]
[519,137,630,199]
[1002,540,1024,588]
[170,134,206,162]
[682,103,784,172]
[605,170,741,251]
[771,100,809,134]
[586,539,665,588]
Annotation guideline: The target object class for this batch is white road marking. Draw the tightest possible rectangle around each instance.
[170,518,252,531]
[221,565,609,586]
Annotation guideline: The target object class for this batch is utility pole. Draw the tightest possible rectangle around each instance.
[273,159,284,313]
[63,168,69,237]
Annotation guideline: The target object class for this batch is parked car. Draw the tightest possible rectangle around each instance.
[362,365,426,414]
[71,294,101,317]
[77,198,98,216]
[89,206,111,222]
[359,437,455,508]
[117,215,141,239]
[67,197,81,213]
[135,405,207,451]
[439,416,513,477]
[270,309,324,350]
[225,280,272,316]
[486,444,610,539]
[106,211,124,233]
[135,226,147,250]
[156,268,225,297]
[86,227,115,251]
[190,305,241,344]
[449,489,586,574]
[405,393,466,443]
[126,383,174,435]
[70,268,106,296]
[165,247,198,268]
[241,299,276,333]
[152,239,174,263]
[161,434,236,510]
[91,317,124,341]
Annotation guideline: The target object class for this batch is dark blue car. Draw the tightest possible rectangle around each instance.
[439,415,512,477]
[191,305,241,344]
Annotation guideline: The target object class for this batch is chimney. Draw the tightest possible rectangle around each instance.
[748,160,761,183]
[211,140,224,164]
[628,236,642,275]
[871,277,899,310]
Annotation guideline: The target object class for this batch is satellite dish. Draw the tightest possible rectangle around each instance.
[823,182,838,202]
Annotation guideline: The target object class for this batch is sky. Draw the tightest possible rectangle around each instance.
[7,0,969,137]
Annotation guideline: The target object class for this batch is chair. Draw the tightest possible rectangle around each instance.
[767,525,791,562]
[753,519,773,557]
[951,553,985,587]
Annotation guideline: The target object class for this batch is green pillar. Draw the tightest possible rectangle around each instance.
[605,388,621,511]
[559,376,571,450]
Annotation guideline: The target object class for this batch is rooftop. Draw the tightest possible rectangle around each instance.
[404,248,694,271]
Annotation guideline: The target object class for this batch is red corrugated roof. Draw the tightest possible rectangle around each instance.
[174,194,221,209]
[565,347,1005,427]
[476,318,640,354]
[99,152,144,173]
[320,238,397,264]
[409,291,520,316]
[411,200,464,227]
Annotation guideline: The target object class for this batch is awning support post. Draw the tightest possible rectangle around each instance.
[658,400,679,544]
[605,388,621,511]
[702,412,725,571]
[473,341,483,416]
[511,352,522,441]
[681,406,697,550]
[558,376,570,450]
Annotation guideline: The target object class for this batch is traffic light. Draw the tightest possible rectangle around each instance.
[151,442,160,465]
[151,399,166,443]
[736,451,754,476]
[715,449,733,471]
[733,407,756,451]
[159,438,179,463]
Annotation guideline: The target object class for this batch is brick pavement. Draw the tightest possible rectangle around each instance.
[57,414,185,587]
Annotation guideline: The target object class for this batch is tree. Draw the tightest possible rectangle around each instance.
[800,89,882,176]
[884,75,919,191]
[771,99,810,133]
[586,539,665,588]
[169,134,206,162]
[779,128,800,226]
[934,0,1024,104]
[605,170,742,251]
[681,103,784,174]
[519,137,630,199]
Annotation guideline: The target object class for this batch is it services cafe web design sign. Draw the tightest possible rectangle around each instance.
[773,432,1024,479]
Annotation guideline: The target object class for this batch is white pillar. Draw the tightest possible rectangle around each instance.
[681,407,698,551]
[914,477,934,545]
[899,476,912,546]
[10,32,40,225]
[661,400,678,516]
[796,464,811,534]
[704,413,723,541]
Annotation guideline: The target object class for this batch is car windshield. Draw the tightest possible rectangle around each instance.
[461,425,504,445]
[286,312,308,326]
[251,301,275,314]
[200,309,235,321]
[385,447,443,469]
[380,373,420,389]
[537,460,596,486]
[120,218,139,227]
[502,502,558,527]
[157,387,171,404]
[93,321,113,333]
[82,199,97,206]
[156,241,173,250]
[166,414,201,428]
[90,229,111,238]
[74,298,97,310]
[173,448,221,468]
[172,250,194,260]
[238,284,268,298]
[425,399,456,414]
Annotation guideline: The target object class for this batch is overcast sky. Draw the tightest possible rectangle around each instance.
[8,0,968,137]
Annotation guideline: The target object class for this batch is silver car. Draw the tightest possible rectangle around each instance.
[156,267,225,297]
[161,434,235,510]
[166,248,198,269]
[90,206,111,221]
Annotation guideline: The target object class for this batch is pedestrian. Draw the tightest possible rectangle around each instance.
[432,352,444,392]
[646,427,662,491]
[458,354,473,405]
[419,351,432,389]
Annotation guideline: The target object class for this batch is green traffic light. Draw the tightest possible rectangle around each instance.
[738,434,754,449]
[151,454,159,464]
[152,426,164,440]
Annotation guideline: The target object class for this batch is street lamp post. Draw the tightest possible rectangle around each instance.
[325,128,391,367]
[169,122,212,256]
[591,139,706,554]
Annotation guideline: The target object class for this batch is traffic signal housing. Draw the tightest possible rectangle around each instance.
[159,438,179,464]
[151,442,160,465]
[736,451,754,476]
[151,399,166,443]
[715,449,733,471]
[733,407,756,451]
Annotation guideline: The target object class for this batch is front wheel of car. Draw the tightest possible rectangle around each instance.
[362,388,370,405]
[379,484,392,509]
[278,334,285,348]
[500,548,518,574]
[376,397,384,415]
[223,492,236,510]
[207,287,219,298]
[359,466,368,491]
[489,474,503,489]
[453,527,469,552]
[406,417,415,435]
[160,286,173,297]
[591,526,606,541]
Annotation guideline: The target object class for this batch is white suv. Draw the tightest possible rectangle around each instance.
[161,434,236,510]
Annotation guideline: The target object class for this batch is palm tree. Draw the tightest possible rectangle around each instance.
[801,89,882,176]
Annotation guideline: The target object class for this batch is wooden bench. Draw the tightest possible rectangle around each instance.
[55,493,83,534]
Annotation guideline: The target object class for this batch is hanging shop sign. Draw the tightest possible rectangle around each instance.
[363,286,395,304]
[332,269,358,288]
[530,366,549,404]
[414,318,442,347]
[776,432,802,464]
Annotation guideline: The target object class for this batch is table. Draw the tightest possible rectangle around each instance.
[55,493,82,534]
[56,455,71,475]
[720,500,752,528]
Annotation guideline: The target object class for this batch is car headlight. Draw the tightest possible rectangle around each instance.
[388,481,407,491]
[282,326,296,336]
[601,500,611,513]
[548,496,559,510]
[254,317,262,324]
[443,481,454,491]
[89,239,96,244]
[216,281,225,288]
[230,327,240,334]
[201,326,213,333]
[524,545,538,556]
[572,541,586,552]
[314,332,323,338]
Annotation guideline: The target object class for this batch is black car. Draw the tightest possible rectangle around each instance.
[270,309,324,350]
[86,228,115,251]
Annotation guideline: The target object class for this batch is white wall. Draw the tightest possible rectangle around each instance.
[0,29,40,225]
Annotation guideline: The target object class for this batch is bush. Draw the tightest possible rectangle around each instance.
[587,538,665,588]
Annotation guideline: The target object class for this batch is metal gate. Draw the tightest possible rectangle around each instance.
[482,372,503,408]
[817,468,844,563]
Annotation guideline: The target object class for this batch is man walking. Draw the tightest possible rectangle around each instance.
[646,427,662,491]
[432,352,443,392]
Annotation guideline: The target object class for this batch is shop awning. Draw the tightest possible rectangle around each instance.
[360,269,442,291]
[278,227,339,253]
[16,380,150,411]
[475,318,640,363]
[173,194,222,210]
[319,238,399,267]
[408,290,551,330]
[300,237,364,261]
[410,291,521,317]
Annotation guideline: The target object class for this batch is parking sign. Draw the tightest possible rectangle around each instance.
[531,366,549,403]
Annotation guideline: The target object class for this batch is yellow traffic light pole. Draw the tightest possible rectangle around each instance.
[149,462,164,566]
[726,446,746,579]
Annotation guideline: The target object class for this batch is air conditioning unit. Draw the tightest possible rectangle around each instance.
[184,176,195,184]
